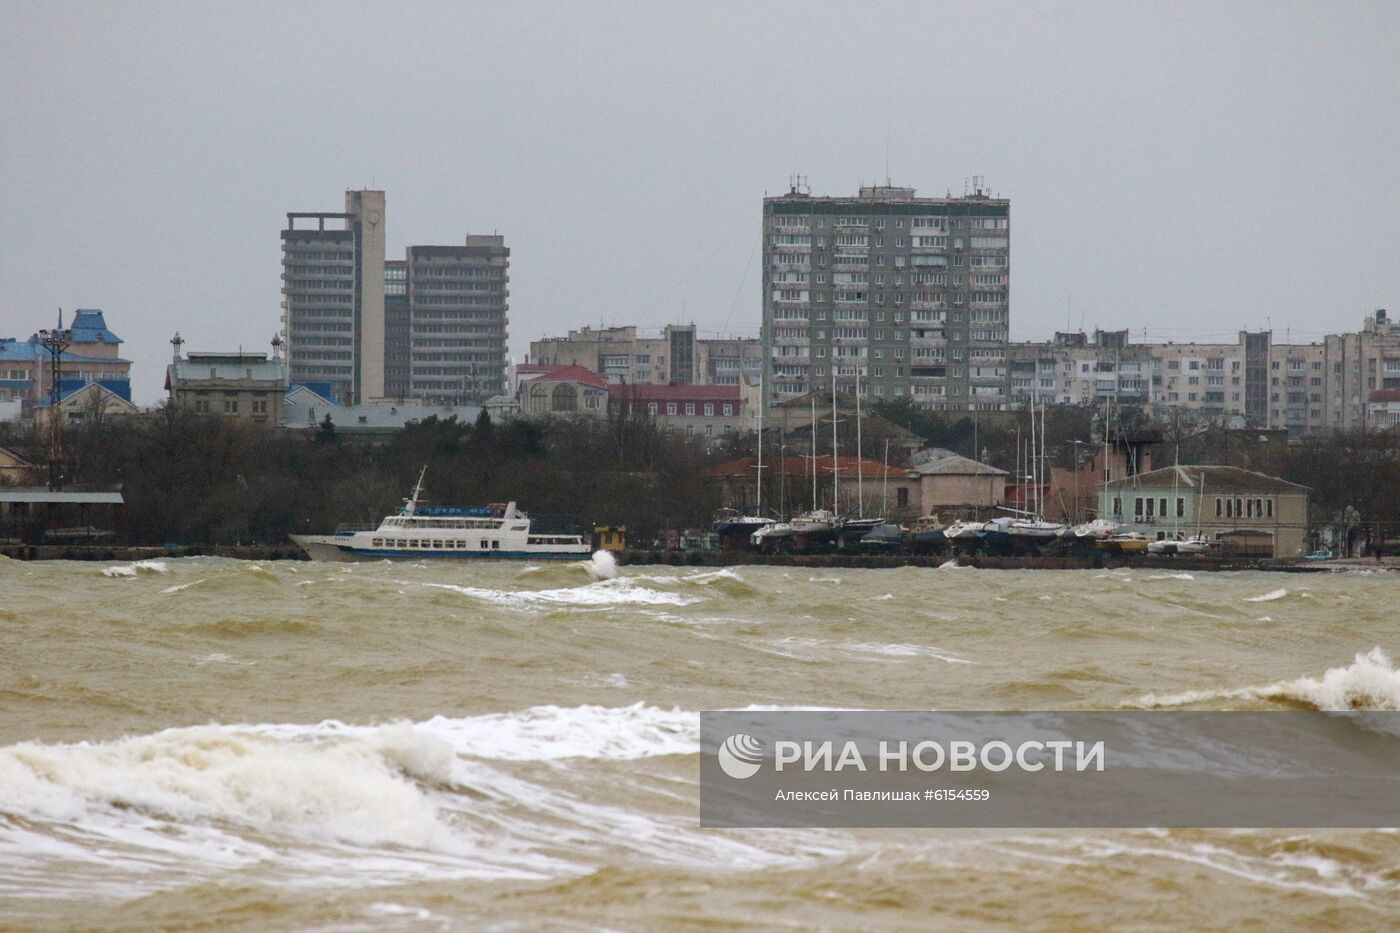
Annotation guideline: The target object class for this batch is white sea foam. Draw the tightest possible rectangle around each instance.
[585,550,618,580]
[247,703,698,762]
[0,703,820,898]
[0,724,457,850]
[1244,587,1288,602]
[1148,572,1195,581]
[415,577,701,608]
[1136,648,1400,711]
[160,579,206,594]
[101,560,169,578]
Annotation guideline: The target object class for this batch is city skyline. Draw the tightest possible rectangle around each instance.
[4,3,1398,405]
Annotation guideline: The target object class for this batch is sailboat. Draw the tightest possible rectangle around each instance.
[713,373,775,540]
[837,370,885,540]
[1006,396,1068,541]
[751,382,838,550]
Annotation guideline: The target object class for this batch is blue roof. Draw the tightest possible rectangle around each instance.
[0,337,128,364]
[32,379,133,406]
[70,309,122,345]
[0,339,37,362]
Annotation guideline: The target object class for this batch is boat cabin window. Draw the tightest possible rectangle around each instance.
[373,538,384,547]
[492,540,500,549]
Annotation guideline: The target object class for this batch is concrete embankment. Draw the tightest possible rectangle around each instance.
[617,549,1330,573]
[0,544,307,562]
[0,543,1339,572]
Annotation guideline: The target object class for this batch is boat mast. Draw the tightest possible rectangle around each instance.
[1036,395,1047,518]
[1029,397,1038,519]
[1015,422,1021,516]
[810,392,818,511]
[755,372,764,515]
[882,438,890,517]
[855,370,864,519]
[1172,442,1180,539]
[404,465,428,517]
[831,367,839,513]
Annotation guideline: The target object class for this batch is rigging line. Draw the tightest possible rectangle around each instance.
[720,238,760,335]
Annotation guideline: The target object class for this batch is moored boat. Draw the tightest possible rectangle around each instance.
[289,469,589,562]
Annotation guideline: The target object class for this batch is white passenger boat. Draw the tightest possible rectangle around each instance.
[290,470,590,562]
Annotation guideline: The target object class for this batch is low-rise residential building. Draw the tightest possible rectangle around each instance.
[608,383,744,439]
[1098,465,1309,558]
[166,336,288,423]
[530,324,761,387]
[907,448,1007,512]
[0,446,40,485]
[32,382,140,426]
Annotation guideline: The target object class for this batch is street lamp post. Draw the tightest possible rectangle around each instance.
[37,315,74,490]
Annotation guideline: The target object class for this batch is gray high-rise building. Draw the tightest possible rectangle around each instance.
[281,189,385,404]
[405,236,509,404]
[761,181,1010,414]
[282,191,509,405]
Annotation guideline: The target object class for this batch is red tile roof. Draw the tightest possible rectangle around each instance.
[518,364,608,389]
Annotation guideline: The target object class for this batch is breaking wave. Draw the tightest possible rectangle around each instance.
[1135,648,1400,711]
[101,560,169,578]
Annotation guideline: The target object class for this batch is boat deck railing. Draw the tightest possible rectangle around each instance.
[334,523,380,535]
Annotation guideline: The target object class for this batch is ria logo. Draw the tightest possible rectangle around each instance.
[717,733,765,779]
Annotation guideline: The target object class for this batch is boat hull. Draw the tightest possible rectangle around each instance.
[289,535,590,562]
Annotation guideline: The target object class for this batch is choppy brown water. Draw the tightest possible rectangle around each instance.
[3,556,1399,930]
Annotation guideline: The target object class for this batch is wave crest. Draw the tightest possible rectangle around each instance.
[1135,648,1400,711]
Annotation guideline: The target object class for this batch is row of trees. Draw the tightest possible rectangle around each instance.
[0,406,723,545]
[6,396,1400,543]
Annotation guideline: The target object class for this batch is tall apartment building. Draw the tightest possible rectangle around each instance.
[761,180,1010,414]
[529,325,761,386]
[405,236,509,404]
[282,190,509,405]
[281,190,385,404]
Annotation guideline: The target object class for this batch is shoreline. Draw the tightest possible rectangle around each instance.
[4,542,1388,573]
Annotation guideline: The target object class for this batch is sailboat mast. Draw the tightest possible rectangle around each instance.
[1015,423,1021,514]
[882,438,890,516]
[856,371,864,519]
[810,392,817,511]
[1029,398,1038,518]
[831,367,839,513]
[755,373,763,514]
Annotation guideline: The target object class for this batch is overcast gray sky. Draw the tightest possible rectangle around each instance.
[3,1,1397,404]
